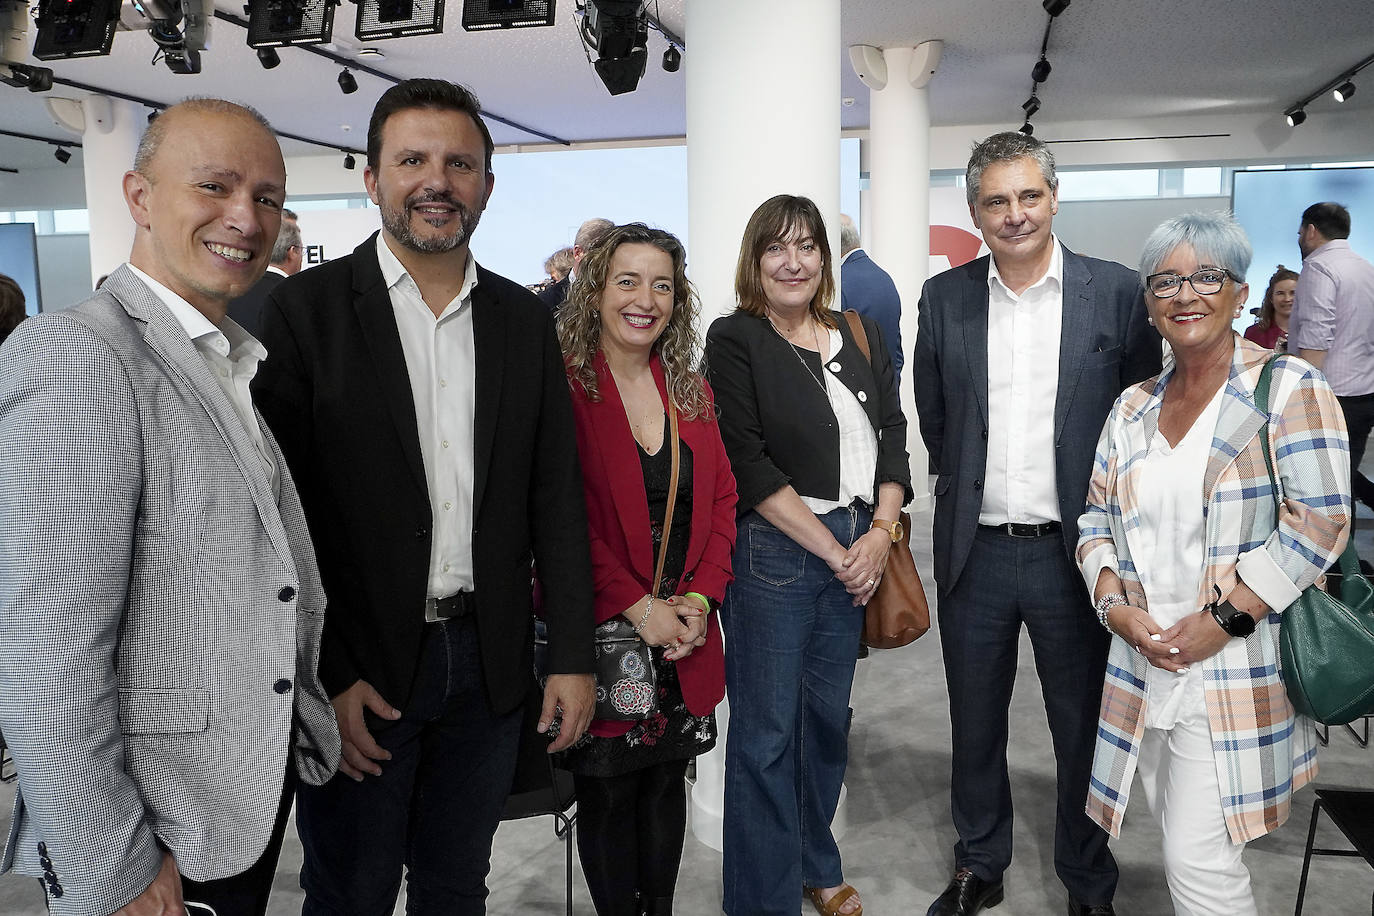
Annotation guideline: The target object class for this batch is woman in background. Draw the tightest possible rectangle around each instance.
[1242,264,1298,350]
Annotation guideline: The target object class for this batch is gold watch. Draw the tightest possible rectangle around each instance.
[871,518,903,543]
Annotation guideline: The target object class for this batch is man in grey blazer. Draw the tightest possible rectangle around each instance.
[0,99,340,916]
[913,133,1160,916]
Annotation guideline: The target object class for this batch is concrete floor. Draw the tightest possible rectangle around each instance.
[3,503,1373,915]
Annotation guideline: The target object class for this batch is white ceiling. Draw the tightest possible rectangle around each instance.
[1,0,1371,175]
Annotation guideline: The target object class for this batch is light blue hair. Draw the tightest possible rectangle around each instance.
[1138,211,1253,287]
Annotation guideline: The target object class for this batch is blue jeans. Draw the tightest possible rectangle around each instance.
[297,615,523,916]
[720,503,870,916]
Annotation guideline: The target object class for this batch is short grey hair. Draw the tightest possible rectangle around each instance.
[1138,211,1253,287]
[134,98,274,177]
[965,131,1058,207]
[574,217,615,253]
[270,218,302,265]
[838,214,860,255]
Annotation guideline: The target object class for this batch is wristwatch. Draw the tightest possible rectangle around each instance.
[871,518,903,543]
[1208,599,1257,638]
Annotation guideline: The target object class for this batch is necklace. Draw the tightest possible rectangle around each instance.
[767,313,828,396]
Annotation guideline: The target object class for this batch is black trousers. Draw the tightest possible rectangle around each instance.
[1337,393,1374,508]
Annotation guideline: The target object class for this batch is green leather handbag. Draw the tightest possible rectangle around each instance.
[1256,358,1374,726]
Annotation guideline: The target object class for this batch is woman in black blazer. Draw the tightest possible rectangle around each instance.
[703,195,912,916]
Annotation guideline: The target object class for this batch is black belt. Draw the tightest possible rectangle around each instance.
[980,521,1061,538]
[426,591,476,620]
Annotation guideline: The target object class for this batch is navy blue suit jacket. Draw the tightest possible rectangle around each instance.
[912,244,1161,595]
[841,249,903,380]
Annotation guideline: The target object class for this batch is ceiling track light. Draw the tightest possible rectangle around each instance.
[662,44,680,72]
[1031,56,1051,83]
[343,152,356,170]
[1022,94,1041,117]
[337,67,358,94]
[257,46,281,69]
[1286,108,1307,127]
[1042,0,1070,15]
[1283,51,1374,127]
[1334,80,1356,103]
[53,145,71,163]
[1018,121,1034,136]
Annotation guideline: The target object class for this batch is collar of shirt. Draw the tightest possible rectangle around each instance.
[987,235,1063,302]
[375,232,479,319]
[1305,238,1350,262]
[265,265,289,278]
[124,263,267,364]
[839,247,863,267]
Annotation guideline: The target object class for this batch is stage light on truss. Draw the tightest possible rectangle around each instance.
[356,0,445,41]
[33,0,121,60]
[246,0,336,48]
[579,0,648,96]
[461,0,553,31]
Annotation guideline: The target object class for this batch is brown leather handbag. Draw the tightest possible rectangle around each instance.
[841,309,931,649]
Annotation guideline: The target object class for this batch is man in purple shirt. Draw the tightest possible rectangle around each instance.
[1290,201,1374,508]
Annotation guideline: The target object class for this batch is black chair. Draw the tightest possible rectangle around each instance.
[1294,787,1374,914]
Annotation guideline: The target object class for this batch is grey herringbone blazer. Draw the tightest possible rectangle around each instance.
[0,266,340,916]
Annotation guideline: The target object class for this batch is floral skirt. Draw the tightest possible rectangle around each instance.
[558,648,716,779]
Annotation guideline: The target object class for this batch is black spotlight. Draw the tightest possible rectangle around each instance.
[581,0,650,96]
[1286,108,1307,127]
[246,0,337,48]
[1031,57,1051,83]
[33,0,121,60]
[257,46,281,68]
[338,68,358,94]
[1022,94,1041,117]
[1018,121,1034,136]
[1334,81,1356,103]
[662,44,680,72]
[54,146,71,164]
[1043,0,1070,16]
[343,152,356,170]
[0,63,56,92]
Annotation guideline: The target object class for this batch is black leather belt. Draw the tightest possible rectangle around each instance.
[980,521,1061,538]
[426,591,476,620]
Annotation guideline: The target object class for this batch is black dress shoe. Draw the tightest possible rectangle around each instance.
[926,868,1004,916]
[1066,901,1116,916]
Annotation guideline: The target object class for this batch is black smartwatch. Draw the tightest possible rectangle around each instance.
[1208,599,1257,638]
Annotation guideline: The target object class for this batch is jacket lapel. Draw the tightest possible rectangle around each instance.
[1204,340,1270,503]
[1055,247,1095,442]
[961,257,992,425]
[471,269,506,516]
[351,235,428,497]
[592,354,656,582]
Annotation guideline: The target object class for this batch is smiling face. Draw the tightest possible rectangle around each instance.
[1147,243,1248,358]
[123,108,286,319]
[969,156,1059,274]
[364,106,495,256]
[1271,277,1297,321]
[759,225,822,317]
[597,242,676,363]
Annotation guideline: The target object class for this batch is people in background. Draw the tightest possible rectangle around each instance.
[1080,211,1348,915]
[1289,201,1374,511]
[0,98,339,916]
[913,132,1160,916]
[0,273,24,346]
[228,214,304,336]
[555,223,737,916]
[253,78,595,916]
[540,217,615,310]
[705,194,911,916]
[1242,264,1298,350]
[838,213,904,381]
[545,245,574,284]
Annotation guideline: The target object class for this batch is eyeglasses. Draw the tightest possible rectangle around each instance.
[1144,268,1236,298]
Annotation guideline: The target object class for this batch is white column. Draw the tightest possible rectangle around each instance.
[78,96,142,283]
[865,43,941,509]
[685,0,843,853]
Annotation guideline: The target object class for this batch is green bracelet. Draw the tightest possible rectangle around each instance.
[684,591,713,613]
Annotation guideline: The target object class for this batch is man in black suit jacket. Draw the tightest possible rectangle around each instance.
[254,79,595,916]
[913,133,1160,916]
[227,212,301,336]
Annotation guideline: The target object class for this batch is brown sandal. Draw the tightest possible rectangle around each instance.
[805,883,863,916]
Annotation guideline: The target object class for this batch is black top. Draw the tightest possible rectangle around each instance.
[703,309,913,516]
[639,435,693,598]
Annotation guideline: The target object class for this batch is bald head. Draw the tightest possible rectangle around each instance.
[135,99,275,178]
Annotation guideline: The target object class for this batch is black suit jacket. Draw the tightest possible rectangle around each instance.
[536,274,569,311]
[226,268,285,337]
[253,234,594,715]
[912,244,1161,595]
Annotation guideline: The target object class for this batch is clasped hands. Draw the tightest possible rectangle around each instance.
[627,594,710,663]
[1097,572,1265,673]
[829,528,892,606]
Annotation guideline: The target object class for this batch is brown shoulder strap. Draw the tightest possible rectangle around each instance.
[651,402,680,596]
[842,309,871,363]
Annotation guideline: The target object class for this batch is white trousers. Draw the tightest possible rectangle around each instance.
[1137,701,1258,916]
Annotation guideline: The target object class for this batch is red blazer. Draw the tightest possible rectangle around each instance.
[570,352,737,730]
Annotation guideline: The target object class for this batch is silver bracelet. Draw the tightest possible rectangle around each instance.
[633,596,654,634]
[1094,592,1127,630]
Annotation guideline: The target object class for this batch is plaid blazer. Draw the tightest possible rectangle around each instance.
[1077,335,1349,844]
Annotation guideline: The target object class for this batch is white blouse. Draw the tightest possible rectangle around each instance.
[798,327,879,516]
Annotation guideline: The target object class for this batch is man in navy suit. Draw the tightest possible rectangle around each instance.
[913,133,1159,916]
[839,213,903,382]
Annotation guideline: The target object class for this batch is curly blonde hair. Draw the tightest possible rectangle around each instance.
[556,223,711,421]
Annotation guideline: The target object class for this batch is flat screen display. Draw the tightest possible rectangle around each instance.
[0,222,41,315]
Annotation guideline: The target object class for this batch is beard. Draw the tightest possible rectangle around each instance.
[380,191,482,254]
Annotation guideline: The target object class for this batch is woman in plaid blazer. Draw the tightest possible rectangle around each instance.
[1076,212,1350,914]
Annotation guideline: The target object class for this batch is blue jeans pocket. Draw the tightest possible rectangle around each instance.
[747,522,806,586]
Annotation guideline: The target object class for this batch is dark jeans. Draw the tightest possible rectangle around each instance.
[720,503,871,916]
[177,764,297,916]
[573,758,690,916]
[938,527,1117,905]
[297,615,523,916]
[1338,393,1374,508]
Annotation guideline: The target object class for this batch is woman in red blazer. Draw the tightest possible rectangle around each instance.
[556,223,737,916]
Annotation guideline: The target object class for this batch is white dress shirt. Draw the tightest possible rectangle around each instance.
[375,234,478,608]
[798,326,879,516]
[979,240,1064,526]
[125,263,279,497]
